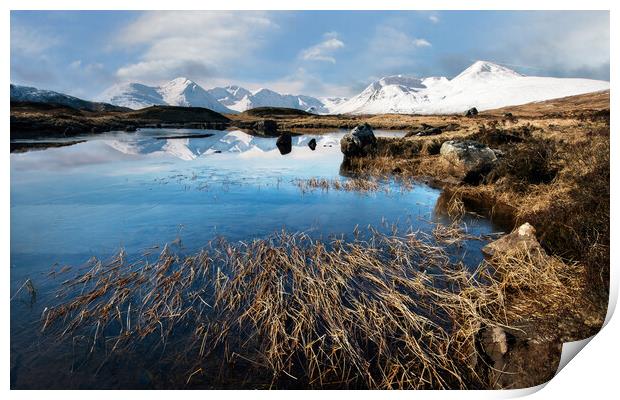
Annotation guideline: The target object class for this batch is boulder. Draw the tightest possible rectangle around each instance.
[503,112,517,123]
[482,222,543,259]
[276,133,292,155]
[308,138,317,151]
[439,140,497,181]
[124,125,137,132]
[480,326,508,364]
[465,107,478,117]
[253,119,278,136]
[340,123,377,157]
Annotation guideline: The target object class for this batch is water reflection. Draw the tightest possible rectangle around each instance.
[10,128,501,388]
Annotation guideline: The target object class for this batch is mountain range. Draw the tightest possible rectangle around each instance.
[10,84,128,112]
[11,61,610,115]
[332,61,610,114]
[100,78,341,114]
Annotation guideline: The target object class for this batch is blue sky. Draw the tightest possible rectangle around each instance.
[10,10,610,99]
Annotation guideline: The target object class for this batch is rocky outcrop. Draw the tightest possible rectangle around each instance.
[308,138,317,151]
[276,133,292,155]
[340,123,377,157]
[439,140,497,183]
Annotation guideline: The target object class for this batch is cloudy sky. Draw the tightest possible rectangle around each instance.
[10,10,610,100]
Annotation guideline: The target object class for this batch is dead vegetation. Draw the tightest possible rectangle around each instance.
[292,176,415,194]
[37,222,585,389]
[340,92,610,340]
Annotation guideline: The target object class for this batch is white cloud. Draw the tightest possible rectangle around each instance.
[70,60,104,73]
[299,32,345,63]
[413,38,432,47]
[242,68,355,97]
[11,25,59,56]
[509,12,608,76]
[365,26,432,71]
[113,11,277,83]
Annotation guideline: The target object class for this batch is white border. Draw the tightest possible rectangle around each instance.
[3,1,617,399]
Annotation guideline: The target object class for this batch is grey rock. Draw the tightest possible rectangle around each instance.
[308,138,317,151]
[340,123,377,157]
[440,140,497,175]
[465,107,478,117]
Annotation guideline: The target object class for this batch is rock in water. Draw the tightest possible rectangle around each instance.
[340,123,377,157]
[276,133,292,155]
[465,107,478,116]
[439,140,497,182]
[308,138,317,151]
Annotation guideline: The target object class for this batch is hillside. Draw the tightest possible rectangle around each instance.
[10,84,129,113]
[10,102,230,138]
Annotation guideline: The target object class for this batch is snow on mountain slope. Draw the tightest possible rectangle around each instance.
[320,96,349,113]
[332,75,432,114]
[157,77,233,113]
[332,61,609,115]
[11,84,127,112]
[227,88,328,114]
[101,78,234,113]
[207,85,252,107]
[100,83,167,110]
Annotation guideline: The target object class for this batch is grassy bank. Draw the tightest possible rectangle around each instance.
[341,91,610,342]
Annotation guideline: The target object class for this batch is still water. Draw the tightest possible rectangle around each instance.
[10,128,500,388]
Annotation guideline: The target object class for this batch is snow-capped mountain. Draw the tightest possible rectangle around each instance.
[208,86,329,113]
[10,84,127,112]
[103,78,330,114]
[333,61,610,114]
[206,85,252,107]
[18,60,610,117]
[101,78,234,114]
[319,96,349,113]
[332,75,431,115]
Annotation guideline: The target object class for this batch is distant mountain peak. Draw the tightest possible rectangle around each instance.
[376,75,425,89]
[454,60,523,80]
[102,79,233,113]
[168,76,193,84]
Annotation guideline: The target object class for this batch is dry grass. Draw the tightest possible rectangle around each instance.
[293,177,415,194]
[340,99,610,317]
[37,224,582,389]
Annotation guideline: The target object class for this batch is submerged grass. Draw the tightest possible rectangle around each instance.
[293,176,415,194]
[38,224,583,389]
